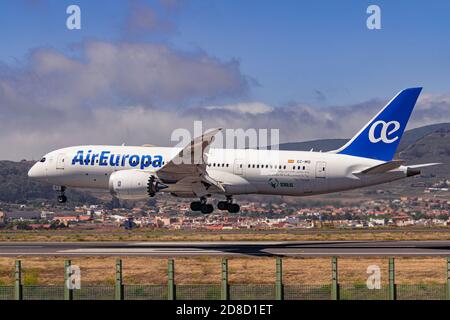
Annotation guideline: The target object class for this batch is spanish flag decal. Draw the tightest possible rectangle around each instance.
[288,159,294,163]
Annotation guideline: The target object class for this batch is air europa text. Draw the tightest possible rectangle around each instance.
[71,150,163,169]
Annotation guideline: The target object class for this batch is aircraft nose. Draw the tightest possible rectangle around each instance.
[28,163,43,179]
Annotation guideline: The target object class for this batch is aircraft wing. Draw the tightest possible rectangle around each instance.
[155,128,225,193]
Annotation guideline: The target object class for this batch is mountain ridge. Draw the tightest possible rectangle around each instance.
[277,122,450,152]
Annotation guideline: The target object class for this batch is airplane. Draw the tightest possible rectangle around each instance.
[28,87,440,214]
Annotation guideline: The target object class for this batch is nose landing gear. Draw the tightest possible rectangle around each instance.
[54,185,67,203]
[57,195,67,204]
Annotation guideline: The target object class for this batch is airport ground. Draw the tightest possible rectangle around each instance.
[2,227,450,242]
[0,228,450,286]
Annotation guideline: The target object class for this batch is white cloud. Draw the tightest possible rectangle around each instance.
[0,40,449,160]
[2,93,449,161]
[205,102,273,114]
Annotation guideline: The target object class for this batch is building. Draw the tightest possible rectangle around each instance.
[5,211,41,222]
[52,215,78,226]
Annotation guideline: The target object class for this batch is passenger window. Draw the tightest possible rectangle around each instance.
[252,164,255,168]
[303,166,306,170]
[283,165,286,169]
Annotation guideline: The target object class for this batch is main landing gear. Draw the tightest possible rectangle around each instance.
[217,196,240,213]
[190,197,214,214]
[190,196,240,214]
[54,185,67,204]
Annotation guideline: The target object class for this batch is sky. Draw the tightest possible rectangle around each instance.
[0,0,449,160]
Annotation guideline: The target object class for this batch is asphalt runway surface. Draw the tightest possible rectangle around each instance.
[2,240,450,257]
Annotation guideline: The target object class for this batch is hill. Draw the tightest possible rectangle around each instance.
[0,160,101,205]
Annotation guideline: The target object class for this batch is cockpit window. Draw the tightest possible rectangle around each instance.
[40,157,46,163]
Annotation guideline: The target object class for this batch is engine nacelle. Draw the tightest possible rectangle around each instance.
[109,170,167,200]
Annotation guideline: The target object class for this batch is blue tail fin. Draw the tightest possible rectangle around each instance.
[335,87,422,161]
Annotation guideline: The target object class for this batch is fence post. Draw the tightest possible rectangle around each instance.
[447,257,450,300]
[389,257,396,300]
[168,259,175,300]
[115,259,123,300]
[331,257,339,300]
[64,260,73,300]
[14,260,22,301]
[221,258,229,300]
[275,257,283,300]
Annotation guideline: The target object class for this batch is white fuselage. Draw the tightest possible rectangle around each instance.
[28,145,409,199]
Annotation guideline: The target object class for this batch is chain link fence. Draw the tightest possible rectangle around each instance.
[23,286,64,300]
[339,284,390,300]
[0,286,14,300]
[2,257,449,300]
[0,283,448,300]
[396,284,447,300]
[73,286,115,300]
[124,285,168,300]
[176,285,221,300]
[229,284,275,300]
[284,284,331,300]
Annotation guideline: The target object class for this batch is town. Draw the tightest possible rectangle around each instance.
[0,183,448,231]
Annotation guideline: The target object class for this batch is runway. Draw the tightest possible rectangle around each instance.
[2,240,450,257]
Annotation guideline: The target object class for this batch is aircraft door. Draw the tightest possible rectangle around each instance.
[315,161,326,178]
[56,153,66,170]
[233,159,244,175]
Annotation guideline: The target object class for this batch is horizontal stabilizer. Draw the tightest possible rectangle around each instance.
[407,163,442,169]
[355,160,405,175]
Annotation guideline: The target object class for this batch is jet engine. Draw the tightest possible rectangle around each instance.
[109,170,167,200]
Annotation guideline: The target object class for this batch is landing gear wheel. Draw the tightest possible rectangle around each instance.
[227,203,240,213]
[54,185,67,204]
[217,201,229,211]
[201,204,214,214]
[190,201,202,211]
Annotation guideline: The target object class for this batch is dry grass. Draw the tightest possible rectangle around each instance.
[2,228,450,242]
[0,257,446,285]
